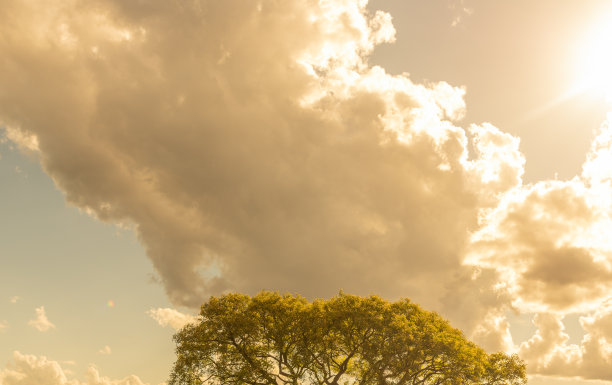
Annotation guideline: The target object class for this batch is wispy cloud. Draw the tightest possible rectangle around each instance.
[147,308,197,330]
[27,306,55,332]
[0,320,8,332]
[9,296,19,304]
[98,345,112,355]
[449,0,474,27]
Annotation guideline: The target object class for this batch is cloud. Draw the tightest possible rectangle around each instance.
[0,351,148,385]
[147,308,197,330]
[0,0,524,312]
[516,305,612,381]
[0,352,71,385]
[97,346,111,355]
[580,302,612,379]
[2,126,38,152]
[441,266,514,352]
[466,115,612,315]
[28,306,55,332]
[0,320,8,332]
[449,0,474,27]
[9,296,20,304]
[464,115,612,378]
[518,313,581,375]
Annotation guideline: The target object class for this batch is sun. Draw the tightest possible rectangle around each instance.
[574,16,612,101]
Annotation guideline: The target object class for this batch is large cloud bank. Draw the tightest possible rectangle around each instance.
[0,0,520,307]
[1,0,612,381]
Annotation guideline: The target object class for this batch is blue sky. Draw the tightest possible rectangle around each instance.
[0,139,180,384]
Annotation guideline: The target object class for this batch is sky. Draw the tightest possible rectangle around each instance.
[2,0,612,384]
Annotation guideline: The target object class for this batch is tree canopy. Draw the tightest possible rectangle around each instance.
[169,292,526,385]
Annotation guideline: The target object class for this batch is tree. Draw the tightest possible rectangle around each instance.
[169,292,526,385]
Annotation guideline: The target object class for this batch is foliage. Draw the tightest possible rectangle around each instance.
[169,292,526,385]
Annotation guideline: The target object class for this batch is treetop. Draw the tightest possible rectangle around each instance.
[170,291,526,385]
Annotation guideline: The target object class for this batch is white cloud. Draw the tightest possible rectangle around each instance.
[515,306,612,381]
[441,266,514,352]
[0,351,148,385]
[98,346,111,355]
[0,320,8,332]
[466,115,612,315]
[9,296,20,304]
[2,126,38,152]
[0,351,71,385]
[28,306,55,332]
[147,308,197,330]
[449,0,474,28]
[0,0,524,313]
[465,115,612,378]
[84,365,147,385]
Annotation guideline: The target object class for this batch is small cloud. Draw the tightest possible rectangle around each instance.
[147,308,198,330]
[449,0,474,27]
[98,345,112,355]
[0,320,8,332]
[28,306,55,332]
[4,126,39,151]
[9,296,20,304]
[0,351,148,385]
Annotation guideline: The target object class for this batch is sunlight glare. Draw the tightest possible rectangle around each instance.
[575,16,612,101]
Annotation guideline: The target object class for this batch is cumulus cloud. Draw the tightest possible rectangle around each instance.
[0,0,523,311]
[464,114,612,377]
[518,314,581,375]
[28,306,55,332]
[0,321,8,332]
[147,308,197,330]
[9,296,20,304]
[84,365,147,385]
[2,127,38,152]
[441,266,514,352]
[580,302,612,379]
[466,114,612,316]
[0,351,148,385]
[515,306,612,381]
[467,180,612,313]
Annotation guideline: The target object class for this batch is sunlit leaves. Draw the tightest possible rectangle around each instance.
[169,292,526,385]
